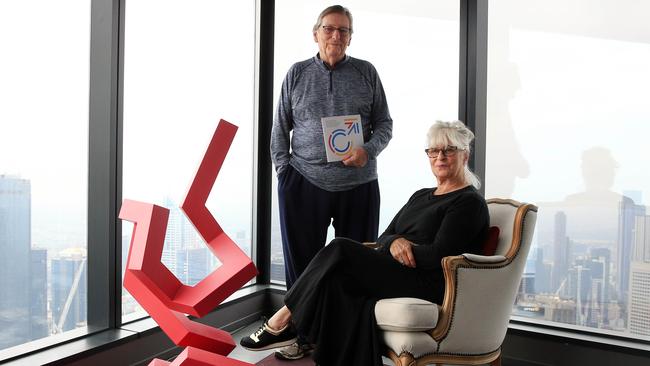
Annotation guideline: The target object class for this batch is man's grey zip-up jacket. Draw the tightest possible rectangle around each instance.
[271,54,393,192]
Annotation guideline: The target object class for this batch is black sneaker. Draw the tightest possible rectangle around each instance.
[274,341,315,360]
[240,320,297,351]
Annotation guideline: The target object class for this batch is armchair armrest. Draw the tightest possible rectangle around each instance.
[430,254,513,341]
[462,253,507,264]
[363,242,380,249]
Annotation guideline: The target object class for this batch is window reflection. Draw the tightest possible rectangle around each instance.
[121,0,256,321]
[0,1,90,353]
[487,0,650,339]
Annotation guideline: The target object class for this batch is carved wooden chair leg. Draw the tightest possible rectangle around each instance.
[398,352,416,366]
[490,354,502,366]
[389,351,416,366]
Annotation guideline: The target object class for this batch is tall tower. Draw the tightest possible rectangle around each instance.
[617,198,645,300]
[30,248,48,340]
[552,211,570,291]
[161,197,203,280]
[535,247,552,293]
[628,261,650,336]
[161,198,183,275]
[628,215,650,336]
[176,246,214,286]
[0,175,31,350]
[51,248,87,333]
[589,247,611,327]
[633,215,650,263]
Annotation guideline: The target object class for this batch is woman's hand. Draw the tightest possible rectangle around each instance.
[389,237,416,268]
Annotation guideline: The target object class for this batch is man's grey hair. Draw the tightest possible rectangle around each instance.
[312,5,354,34]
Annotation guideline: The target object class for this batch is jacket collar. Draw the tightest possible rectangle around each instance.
[313,53,350,71]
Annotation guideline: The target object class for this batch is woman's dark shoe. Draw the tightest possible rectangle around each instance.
[240,320,297,351]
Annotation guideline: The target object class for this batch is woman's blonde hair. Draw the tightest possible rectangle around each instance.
[426,120,481,189]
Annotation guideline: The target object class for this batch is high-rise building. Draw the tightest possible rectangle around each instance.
[51,249,87,333]
[587,248,611,328]
[627,261,650,336]
[30,248,48,340]
[176,247,214,286]
[161,197,202,278]
[162,198,184,275]
[271,261,285,283]
[589,248,611,297]
[0,175,31,350]
[564,264,592,326]
[617,198,645,300]
[552,211,570,292]
[270,204,285,283]
[633,215,650,262]
[627,213,650,336]
[534,247,552,293]
[519,273,536,298]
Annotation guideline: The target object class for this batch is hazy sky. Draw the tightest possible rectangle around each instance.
[1,0,649,252]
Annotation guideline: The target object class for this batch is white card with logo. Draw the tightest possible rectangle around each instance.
[321,114,363,162]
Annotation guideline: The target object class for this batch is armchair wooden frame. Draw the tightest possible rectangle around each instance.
[384,198,538,366]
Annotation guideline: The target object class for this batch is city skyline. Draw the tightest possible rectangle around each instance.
[514,193,650,339]
[3,162,650,353]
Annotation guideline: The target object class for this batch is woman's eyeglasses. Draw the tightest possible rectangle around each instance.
[425,146,462,158]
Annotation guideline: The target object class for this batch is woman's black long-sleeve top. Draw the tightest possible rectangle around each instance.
[377,186,489,271]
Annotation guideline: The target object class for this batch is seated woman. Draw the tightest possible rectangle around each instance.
[240,120,489,365]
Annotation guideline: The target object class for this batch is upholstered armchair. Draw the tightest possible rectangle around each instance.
[374,198,538,366]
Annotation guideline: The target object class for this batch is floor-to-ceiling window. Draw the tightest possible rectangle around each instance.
[486,0,650,341]
[121,0,257,321]
[0,0,91,355]
[270,0,460,284]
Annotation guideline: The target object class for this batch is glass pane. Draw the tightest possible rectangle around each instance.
[271,1,459,283]
[121,0,256,321]
[486,0,650,340]
[0,1,90,354]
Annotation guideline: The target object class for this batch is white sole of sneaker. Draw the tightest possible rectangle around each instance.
[241,337,298,351]
[274,348,314,361]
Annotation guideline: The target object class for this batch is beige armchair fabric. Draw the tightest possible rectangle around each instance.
[374,199,538,366]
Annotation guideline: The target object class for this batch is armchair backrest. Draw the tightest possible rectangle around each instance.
[434,198,538,354]
[490,199,536,257]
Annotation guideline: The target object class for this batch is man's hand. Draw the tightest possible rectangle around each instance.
[341,147,368,167]
[389,237,416,268]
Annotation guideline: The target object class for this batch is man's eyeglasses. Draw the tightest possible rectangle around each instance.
[321,25,351,37]
[425,146,462,159]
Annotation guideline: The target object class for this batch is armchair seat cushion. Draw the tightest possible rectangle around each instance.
[375,297,439,331]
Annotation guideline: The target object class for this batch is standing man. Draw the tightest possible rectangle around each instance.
[268,5,392,359]
[272,5,393,291]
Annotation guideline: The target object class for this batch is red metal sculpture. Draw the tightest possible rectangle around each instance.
[120,120,257,365]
